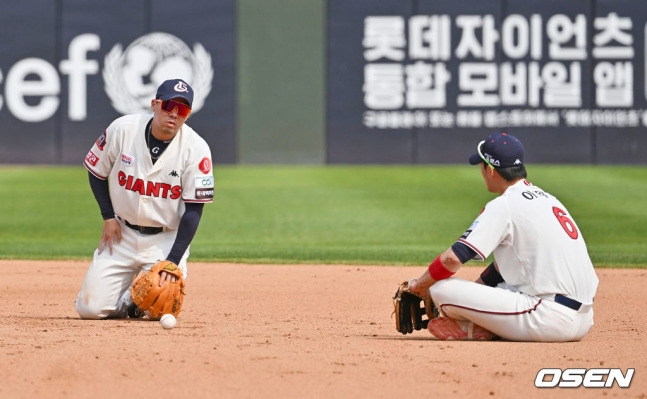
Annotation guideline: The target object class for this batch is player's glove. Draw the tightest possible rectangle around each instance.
[131,260,185,320]
[393,279,438,334]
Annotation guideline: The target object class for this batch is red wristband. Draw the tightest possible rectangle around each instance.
[428,256,455,281]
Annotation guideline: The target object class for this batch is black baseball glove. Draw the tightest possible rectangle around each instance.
[393,280,438,334]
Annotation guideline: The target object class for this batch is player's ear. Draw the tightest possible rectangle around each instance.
[483,163,495,177]
[150,99,156,111]
[490,167,500,179]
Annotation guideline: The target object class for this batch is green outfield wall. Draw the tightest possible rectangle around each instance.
[237,0,326,164]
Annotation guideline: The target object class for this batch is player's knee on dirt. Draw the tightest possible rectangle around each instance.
[75,294,112,319]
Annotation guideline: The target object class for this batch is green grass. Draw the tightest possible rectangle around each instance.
[0,165,645,268]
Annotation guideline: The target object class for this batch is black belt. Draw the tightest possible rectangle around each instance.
[555,294,582,311]
[124,220,164,235]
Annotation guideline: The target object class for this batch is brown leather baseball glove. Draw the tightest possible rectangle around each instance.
[393,279,438,334]
[131,260,185,320]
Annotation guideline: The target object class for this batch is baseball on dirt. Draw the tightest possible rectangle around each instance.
[160,314,177,330]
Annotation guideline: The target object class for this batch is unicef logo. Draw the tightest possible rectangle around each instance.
[103,32,213,115]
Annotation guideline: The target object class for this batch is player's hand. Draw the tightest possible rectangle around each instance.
[159,270,179,287]
[98,218,122,255]
[408,272,434,298]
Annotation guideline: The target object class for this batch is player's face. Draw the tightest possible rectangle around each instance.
[150,98,191,138]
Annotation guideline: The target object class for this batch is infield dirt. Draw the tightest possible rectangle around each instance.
[1,260,644,398]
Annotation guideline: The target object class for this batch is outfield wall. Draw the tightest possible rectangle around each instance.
[0,0,645,165]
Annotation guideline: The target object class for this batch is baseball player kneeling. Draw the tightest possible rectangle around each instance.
[394,132,599,342]
[75,79,213,320]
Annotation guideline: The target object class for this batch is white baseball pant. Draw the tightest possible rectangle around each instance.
[75,218,188,319]
[429,278,594,342]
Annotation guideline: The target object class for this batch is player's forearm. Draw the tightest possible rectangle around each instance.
[166,203,204,264]
[88,172,115,220]
[410,247,462,297]
[439,247,463,272]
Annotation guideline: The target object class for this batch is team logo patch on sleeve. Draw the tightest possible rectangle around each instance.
[96,130,107,151]
[199,157,212,174]
[85,150,99,166]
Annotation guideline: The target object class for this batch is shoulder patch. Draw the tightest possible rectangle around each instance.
[96,130,107,151]
[199,157,212,174]
[195,175,214,188]
[85,150,99,166]
[460,220,479,240]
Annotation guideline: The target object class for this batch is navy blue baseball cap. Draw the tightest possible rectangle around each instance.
[155,79,194,107]
[468,132,525,168]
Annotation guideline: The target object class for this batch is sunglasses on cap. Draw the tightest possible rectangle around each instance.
[156,99,191,118]
[477,140,495,169]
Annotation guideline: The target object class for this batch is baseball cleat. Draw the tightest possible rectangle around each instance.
[127,302,145,319]
[427,317,495,341]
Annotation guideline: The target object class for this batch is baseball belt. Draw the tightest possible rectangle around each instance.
[554,294,583,311]
[123,219,164,235]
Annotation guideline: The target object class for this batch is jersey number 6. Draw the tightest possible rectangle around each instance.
[552,206,579,240]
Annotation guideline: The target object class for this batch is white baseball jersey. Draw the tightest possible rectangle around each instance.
[76,113,213,319]
[84,114,214,229]
[427,179,599,341]
[457,179,598,302]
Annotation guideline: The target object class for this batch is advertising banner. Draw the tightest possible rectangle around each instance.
[0,0,235,164]
[327,0,647,164]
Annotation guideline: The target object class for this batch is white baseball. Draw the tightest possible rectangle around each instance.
[160,314,177,330]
